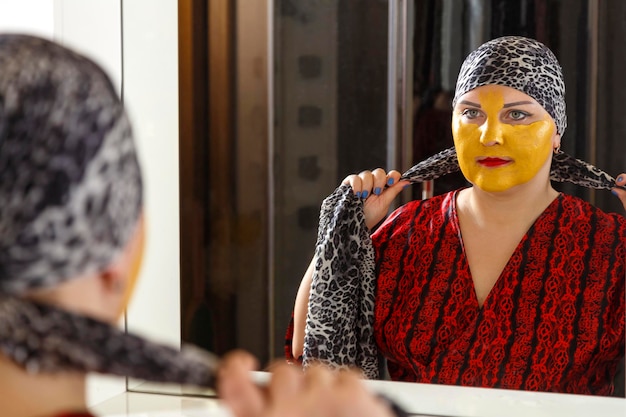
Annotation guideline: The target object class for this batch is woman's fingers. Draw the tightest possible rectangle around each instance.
[218,357,396,417]
[331,371,394,417]
[342,174,363,197]
[294,366,393,417]
[217,351,264,417]
[386,170,403,187]
[267,362,303,405]
[342,168,411,229]
[358,171,375,199]
[298,365,337,415]
[343,169,406,199]
[371,168,388,196]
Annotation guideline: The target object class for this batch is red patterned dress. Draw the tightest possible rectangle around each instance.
[373,191,625,395]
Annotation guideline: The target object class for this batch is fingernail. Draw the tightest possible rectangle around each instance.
[612,189,618,196]
[618,176,623,183]
[387,178,394,186]
[403,184,410,189]
[374,187,382,195]
[361,190,369,199]
[355,191,361,198]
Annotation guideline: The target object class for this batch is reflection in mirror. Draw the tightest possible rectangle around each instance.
[412,0,625,216]
[173,0,625,403]
[395,0,624,397]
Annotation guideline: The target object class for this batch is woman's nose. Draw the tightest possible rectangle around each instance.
[479,119,504,146]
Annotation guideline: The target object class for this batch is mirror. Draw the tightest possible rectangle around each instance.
[139,0,626,405]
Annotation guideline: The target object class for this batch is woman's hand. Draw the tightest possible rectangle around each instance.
[342,169,410,229]
[217,350,395,417]
[613,174,626,211]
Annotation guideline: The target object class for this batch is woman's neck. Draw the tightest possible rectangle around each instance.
[459,178,559,228]
[0,355,87,417]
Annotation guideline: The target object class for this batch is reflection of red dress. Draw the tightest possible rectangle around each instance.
[373,191,625,395]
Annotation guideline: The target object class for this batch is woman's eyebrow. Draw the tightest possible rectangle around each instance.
[503,100,534,108]
[458,100,481,107]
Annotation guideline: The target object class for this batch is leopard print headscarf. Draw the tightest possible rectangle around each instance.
[453,36,567,135]
[0,35,141,295]
[302,36,623,378]
[0,35,217,387]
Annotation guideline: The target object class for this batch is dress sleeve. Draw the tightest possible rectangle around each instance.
[284,311,303,365]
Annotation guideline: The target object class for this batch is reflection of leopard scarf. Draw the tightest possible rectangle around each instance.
[0,35,218,386]
[303,148,624,378]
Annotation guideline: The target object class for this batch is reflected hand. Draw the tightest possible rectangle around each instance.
[217,350,395,417]
[342,169,410,229]
[613,173,626,211]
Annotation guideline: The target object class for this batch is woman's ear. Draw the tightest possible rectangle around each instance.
[97,266,128,322]
[95,214,146,322]
[100,267,125,293]
[552,133,561,152]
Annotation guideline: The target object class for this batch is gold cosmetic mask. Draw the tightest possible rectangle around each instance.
[116,215,146,320]
[452,89,556,193]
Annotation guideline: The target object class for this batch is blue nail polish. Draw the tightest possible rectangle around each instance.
[387,178,394,186]
[355,191,361,198]
[374,187,382,195]
[618,176,624,183]
[612,189,618,196]
[403,184,410,189]
[361,190,369,199]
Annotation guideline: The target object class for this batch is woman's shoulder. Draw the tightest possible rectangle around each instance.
[559,193,625,222]
[557,193,626,240]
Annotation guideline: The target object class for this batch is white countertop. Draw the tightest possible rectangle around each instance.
[90,392,230,417]
[90,372,626,417]
[364,378,626,417]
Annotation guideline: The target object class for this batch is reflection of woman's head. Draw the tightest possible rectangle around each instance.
[451,37,565,192]
[453,36,566,136]
[0,35,143,297]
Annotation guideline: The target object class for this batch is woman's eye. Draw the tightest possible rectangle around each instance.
[462,108,481,119]
[508,110,530,120]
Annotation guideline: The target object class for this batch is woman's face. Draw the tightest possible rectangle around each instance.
[452,84,560,193]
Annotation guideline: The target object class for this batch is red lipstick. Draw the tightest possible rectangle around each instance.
[478,157,511,167]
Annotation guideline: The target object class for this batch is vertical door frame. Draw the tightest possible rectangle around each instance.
[387,0,415,205]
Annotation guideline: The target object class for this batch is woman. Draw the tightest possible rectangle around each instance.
[291,36,626,395]
[0,32,222,417]
[0,35,399,417]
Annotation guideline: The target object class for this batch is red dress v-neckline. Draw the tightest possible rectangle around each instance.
[449,190,563,310]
